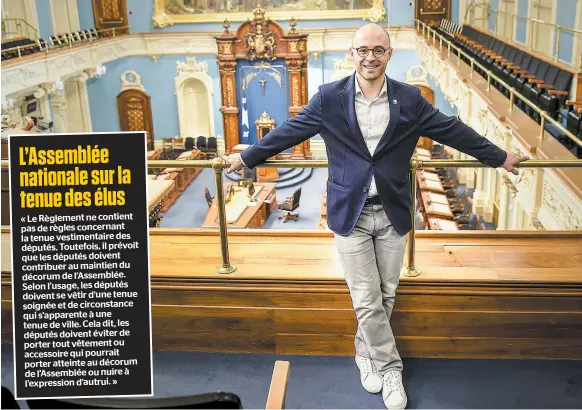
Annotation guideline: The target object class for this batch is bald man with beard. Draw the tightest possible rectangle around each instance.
[223,23,529,409]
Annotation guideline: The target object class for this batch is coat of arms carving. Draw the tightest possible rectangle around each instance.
[243,7,276,61]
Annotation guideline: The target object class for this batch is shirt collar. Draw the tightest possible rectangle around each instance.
[355,74,388,98]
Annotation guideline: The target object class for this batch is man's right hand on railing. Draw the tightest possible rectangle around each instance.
[222,153,244,174]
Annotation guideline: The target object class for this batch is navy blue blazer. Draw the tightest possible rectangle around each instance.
[241,73,507,236]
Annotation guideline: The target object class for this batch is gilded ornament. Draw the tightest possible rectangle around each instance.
[243,8,276,61]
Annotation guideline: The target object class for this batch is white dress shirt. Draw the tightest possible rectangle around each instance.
[240,76,391,199]
[354,75,390,197]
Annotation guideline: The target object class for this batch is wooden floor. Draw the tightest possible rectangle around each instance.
[2,229,582,359]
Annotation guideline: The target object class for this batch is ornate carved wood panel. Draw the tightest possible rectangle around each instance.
[93,0,129,35]
[117,90,154,150]
[416,0,450,26]
[214,7,310,158]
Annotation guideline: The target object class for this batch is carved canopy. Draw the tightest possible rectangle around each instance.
[214,7,311,159]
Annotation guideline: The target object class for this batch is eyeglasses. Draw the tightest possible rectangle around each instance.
[352,46,392,58]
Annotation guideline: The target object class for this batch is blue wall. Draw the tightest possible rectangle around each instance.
[128,0,414,33]
[77,0,95,30]
[237,60,289,144]
[85,49,428,142]
[86,55,223,139]
[515,0,528,44]
[554,0,577,64]
[35,0,52,39]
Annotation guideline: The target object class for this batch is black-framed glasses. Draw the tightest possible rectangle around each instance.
[352,46,391,58]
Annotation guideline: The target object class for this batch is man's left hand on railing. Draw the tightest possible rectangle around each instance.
[222,153,244,174]
[502,152,530,175]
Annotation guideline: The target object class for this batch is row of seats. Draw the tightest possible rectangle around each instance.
[1,29,102,60]
[185,136,218,158]
[435,20,581,158]
[436,19,461,41]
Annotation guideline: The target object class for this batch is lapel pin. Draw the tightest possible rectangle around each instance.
[393,99,398,104]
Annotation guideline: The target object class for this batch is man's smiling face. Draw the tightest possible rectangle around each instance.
[351,24,393,82]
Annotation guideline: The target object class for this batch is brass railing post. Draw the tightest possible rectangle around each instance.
[457,46,461,67]
[470,58,475,77]
[401,157,420,278]
[539,116,546,140]
[211,157,237,274]
[509,89,514,113]
[487,70,491,92]
[555,25,561,62]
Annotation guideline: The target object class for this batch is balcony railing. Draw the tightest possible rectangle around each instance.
[2,154,581,276]
[0,25,131,60]
[413,19,582,151]
[464,4,582,67]
[143,157,581,275]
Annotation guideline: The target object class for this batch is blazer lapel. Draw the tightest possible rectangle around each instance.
[341,74,371,158]
[374,77,400,156]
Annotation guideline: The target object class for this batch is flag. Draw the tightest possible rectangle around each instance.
[241,89,250,141]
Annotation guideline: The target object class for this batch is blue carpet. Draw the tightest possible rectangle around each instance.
[160,168,329,229]
[2,345,581,408]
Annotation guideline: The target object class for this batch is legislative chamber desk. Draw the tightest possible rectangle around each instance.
[203,182,277,229]
[429,217,459,231]
[417,172,445,193]
[420,191,454,219]
[147,179,175,227]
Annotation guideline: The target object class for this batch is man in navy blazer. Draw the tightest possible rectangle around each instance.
[223,23,528,409]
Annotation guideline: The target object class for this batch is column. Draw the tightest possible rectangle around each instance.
[50,91,68,133]
[497,177,511,229]
[215,35,238,154]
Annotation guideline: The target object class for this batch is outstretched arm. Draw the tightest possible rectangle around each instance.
[223,89,323,173]
[416,90,529,174]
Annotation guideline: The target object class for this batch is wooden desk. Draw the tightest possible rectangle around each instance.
[429,217,459,231]
[147,149,164,175]
[417,173,445,193]
[418,170,441,183]
[203,182,277,229]
[415,153,437,172]
[421,191,453,218]
[415,147,431,157]
[421,191,449,206]
[147,149,164,160]
[148,179,175,227]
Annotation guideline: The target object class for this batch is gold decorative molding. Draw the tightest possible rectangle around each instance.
[515,169,534,192]
[333,54,355,72]
[153,0,386,23]
[176,57,208,73]
[243,7,277,61]
[120,71,146,92]
[152,12,174,29]
[542,181,581,230]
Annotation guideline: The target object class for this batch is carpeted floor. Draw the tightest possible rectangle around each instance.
[160,168,329,229]
[2,345,581,409]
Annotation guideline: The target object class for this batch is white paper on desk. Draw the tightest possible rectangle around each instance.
[248,202,257,207]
